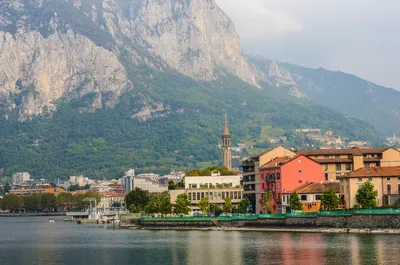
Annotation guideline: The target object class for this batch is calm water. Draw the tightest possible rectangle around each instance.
[0,217,399,265]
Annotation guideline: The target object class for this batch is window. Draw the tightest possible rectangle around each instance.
[324,155,329,158]
[193,193,196,200]
[222,192,225,199]
[387,184,391,195]
[277,173,281,181]
[298,170,302,174]
[218,192,221,200]
[345,164,352,171]
[398,184,400,194]
[301,195,307,201]
[325,173,328,181]
[189,184,192,189]
[261,174,264,179]
[336,163,341,171]
[283,196,286,202]
[369,178,372,181]
[324,164,328,171]
[192,184,197,189]
[272,173,275,180]
[238,192,242,200]
[298,180,303,184]
[387,177,391,181]
[188,193,191,199]
[315,195,321,201]
[364,163,370,168]
[398,177,400,180]
[234,192,238,200]
[335,155,340,158]
[201,192,204,199]
[358,178,362,182]
[197,192,201,200]
[230,191,234,198]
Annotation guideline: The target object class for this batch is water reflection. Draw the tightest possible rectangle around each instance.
[1,217,400,265]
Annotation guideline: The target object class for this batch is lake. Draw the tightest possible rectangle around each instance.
[0,216,399,265]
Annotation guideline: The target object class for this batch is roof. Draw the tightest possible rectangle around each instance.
[285,182,340,194]
[259,155,317,170]
[223,114,230,135]
[342,166,400,178]
[259,156,291,169]
[297,147,390,156]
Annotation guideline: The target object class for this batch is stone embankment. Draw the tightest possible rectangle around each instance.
[136,214,400,234]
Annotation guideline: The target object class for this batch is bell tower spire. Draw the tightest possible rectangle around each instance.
[221,114,232,170]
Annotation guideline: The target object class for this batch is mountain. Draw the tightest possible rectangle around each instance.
[0,0,387,179]
[249,56,400,136]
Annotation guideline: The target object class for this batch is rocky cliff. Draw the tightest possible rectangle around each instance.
[0,0,258,120]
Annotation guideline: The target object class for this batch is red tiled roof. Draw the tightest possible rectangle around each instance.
[297,147,390,156]
[343,166,400,178]
[259,155,316,170]
[285,182,340,194]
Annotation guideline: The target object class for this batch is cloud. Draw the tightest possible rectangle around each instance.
[214,0,400,90]
[215,0,301,40]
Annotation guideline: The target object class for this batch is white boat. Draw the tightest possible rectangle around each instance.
[49,219,55,223]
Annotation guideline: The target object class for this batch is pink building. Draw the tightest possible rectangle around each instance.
[258,155,324,213]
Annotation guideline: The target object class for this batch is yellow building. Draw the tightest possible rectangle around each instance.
[297,147,400,181]
[339,166,400,209]
[240,146,296,213]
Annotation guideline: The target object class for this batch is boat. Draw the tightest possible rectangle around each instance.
[49,219,55,223]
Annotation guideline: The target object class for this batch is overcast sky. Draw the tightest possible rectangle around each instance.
[214,0,400,90]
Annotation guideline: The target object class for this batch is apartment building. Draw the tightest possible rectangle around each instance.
[259,155,325,213]
[297,147,400,181]
[240,146,296,213]
[339,166,400,209]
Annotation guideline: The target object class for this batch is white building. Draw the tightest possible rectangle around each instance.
[184,174,241,189]
[123,169,167,193]
[69,175,93,186]
[12,172,30,185]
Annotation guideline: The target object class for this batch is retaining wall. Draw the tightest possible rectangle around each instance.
[140,214,400,229]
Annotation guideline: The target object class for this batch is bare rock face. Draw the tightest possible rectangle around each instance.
[0,30,131,120]
[114,0,258,86]
[0,0,262,120]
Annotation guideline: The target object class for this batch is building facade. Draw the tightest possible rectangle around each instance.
[240,146,296,213]
[259,155,325,213]
[297,147,400,181]
[12,172,30,186]
[99,192,126,210]
[339,166,400,209]
[221,116,232,170]
[281,182,341,213]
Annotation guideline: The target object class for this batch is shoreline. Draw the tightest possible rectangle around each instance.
[133,226,400,235]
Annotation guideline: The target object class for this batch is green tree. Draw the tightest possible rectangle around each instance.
[56,192,74,211]
[0,186,3,195]
[83,184,91,190]
[198,197,211,214]
[129,204,139,213]
[125,188,150,212]
[4,183,11,193]
[260,191,274,214]
[320,188,341,211]
[223,197,233,213]
[238,197,250,214]
[23,194,41,212]
[1,194,23,212]
[159,195,172,215]
[68,184,80,192]
[145,195,162,214]
[174,194,191,215]
[41,193,56,211]
[289,191,303,211]
[356,181,378,208]
[168,181,176,190]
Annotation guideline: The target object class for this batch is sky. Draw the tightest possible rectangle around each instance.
[214,0,400,90]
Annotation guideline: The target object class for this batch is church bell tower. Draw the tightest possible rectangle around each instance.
[221,115,232,170]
